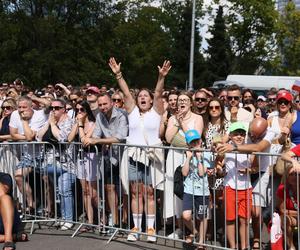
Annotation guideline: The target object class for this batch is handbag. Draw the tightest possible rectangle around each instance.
[173,165,184,200]
[171,132,187,148]
[273,138,292,176]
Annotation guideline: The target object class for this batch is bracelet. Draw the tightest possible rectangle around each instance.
[116,72,123,80]
[79,125,84,128]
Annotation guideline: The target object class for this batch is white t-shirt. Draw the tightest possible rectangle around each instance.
[247,127,278,172]
[223,152,252,190]
[9,109,47,135]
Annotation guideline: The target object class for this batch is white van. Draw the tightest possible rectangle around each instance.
[213,75,300,95]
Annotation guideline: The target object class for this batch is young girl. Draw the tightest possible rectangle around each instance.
[182,129,210,249]
[216,122,256,250]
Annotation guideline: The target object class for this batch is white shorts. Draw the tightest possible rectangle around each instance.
[252,170,270,207]
[77,153,99,182]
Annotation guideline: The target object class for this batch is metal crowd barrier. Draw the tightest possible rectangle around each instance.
[0,141,298,250]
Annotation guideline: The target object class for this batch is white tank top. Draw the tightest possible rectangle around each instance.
[127,106,162,145]
[270,115,281,139]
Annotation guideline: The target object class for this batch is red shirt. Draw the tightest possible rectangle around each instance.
[277,184,298,211]
[291,144,300,157]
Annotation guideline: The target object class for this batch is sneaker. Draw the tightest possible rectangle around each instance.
[127,227,139,242]
[167,228,183,239]
[146,227,156,243]
[61,222,74,231]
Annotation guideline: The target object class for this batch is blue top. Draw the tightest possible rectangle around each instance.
[183,157,210,196]
[291,111,300,145]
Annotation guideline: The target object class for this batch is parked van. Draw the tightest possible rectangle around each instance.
[212,75,300,95]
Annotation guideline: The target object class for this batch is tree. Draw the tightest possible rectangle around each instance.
[206,5,232,83]
[272,2,300,75]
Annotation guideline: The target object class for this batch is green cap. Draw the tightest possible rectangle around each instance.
[229,122,247,133]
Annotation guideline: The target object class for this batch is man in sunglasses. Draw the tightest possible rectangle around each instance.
[9,96,47,214]
[225,84,253,125]
[83,92,128,229]
[217,117,278,249]
[193,89,209,116]
[266,90,278,116]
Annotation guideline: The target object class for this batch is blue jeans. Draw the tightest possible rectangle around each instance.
[47,165,75,221]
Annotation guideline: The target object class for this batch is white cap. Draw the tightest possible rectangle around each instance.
[257,95,267,101]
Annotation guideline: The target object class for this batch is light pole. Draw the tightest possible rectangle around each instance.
[188,0,196,91]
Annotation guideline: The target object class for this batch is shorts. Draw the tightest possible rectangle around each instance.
[182,193,210,219]
[103,157,120,185]
[252,171,270,207]
[224,186,252,221]
[77,153,98,182]
[128,157,152,185]
[15,153,33,170]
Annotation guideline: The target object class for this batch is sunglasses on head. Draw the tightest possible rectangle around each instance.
[112,98,121,103]
[209,105,220,111]
[277,99,290,106]
[195,98,207,102]
[227,96,240,101]
[51,106,64,111]
[76,108,85,113]
[2,106,12,111]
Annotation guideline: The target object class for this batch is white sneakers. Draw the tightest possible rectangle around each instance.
[146,227,156,243]
[167,229,183,239]
[60,222,74,231]
[127,227,156,243]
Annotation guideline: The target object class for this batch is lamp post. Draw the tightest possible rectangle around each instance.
[188,0,196,91]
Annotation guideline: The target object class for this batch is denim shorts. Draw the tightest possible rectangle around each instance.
[128,157,152,185]
[15,153,34,170]
[182,193,210,219]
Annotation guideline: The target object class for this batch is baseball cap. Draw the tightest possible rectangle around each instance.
[277,91,293,102]
[257,95,267,101]
[229,122,247,133]
[86,86,100,95]
[185,129,201,144]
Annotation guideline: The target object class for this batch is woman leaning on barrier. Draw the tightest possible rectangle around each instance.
[37,98,75,230]
[164,91,203,239]
[68,100,97,232]
[109,57,171,242]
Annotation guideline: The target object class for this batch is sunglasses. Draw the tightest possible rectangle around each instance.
[112,98,122,103]
[219,96,226,100]
[294,100,300,104]
[209,105,220,111]
[227,96,240,101]
[66,107,73,111]
[268,98,276,102]
[70,98,77,102]
[277,99,290,106]
[8,91,14,95]
[232,131,246,137]
[2,106,12,111]
[195,98,207,102]
[51,106,64,111]
[76,108,85,113]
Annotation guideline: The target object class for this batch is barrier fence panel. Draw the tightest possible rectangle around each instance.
[0,141,299,249]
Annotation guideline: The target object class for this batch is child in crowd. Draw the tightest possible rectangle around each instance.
[216,122,256,250]
[181,129,210,249]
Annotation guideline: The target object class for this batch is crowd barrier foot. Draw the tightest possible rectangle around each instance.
[106,228,119,244]
[71,223,83,238]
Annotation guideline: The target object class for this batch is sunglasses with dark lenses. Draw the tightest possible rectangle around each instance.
[66,107,73,111]
[227,96,240,101]
[209,105,220,111]
[2,106,12,111]
[76,108,86,113]
[277,99,290,106]
[232,131,246,137]
[195,98,207,102]
[51,106,64,111]
[268,98,276,102]
[112,98,122,103]
[295,100,300,104]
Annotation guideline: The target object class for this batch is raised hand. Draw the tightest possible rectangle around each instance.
[158,60,171,77]
[109,57,121,75]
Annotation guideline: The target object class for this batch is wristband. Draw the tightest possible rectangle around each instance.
[79,125,84,128]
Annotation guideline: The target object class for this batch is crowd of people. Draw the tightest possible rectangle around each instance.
[0,58,299,250]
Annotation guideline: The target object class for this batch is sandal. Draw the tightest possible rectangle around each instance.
[14,232,28,242]
[252,240,260,249]
[2,241,15,250]
[79,226,95,233]
[185,234,194,244]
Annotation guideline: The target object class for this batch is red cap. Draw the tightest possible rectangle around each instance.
[277,91,293,102]
[86,86,100,94]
